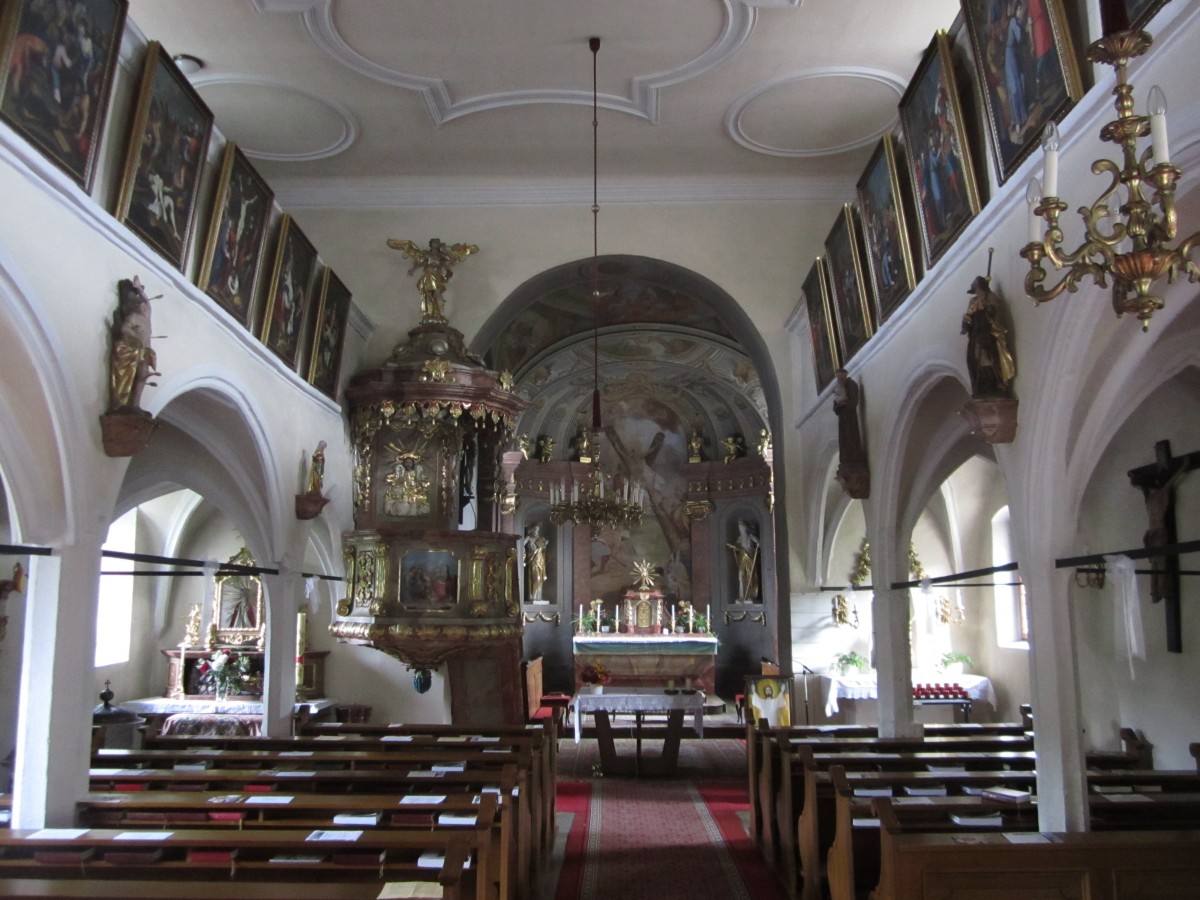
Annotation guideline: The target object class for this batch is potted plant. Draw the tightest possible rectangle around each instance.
[938,651,972,675]
[579,663,611,693]
[835,650,868,675]
[599,612,615,633]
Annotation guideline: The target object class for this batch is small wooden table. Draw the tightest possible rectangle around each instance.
[571,687,705,777]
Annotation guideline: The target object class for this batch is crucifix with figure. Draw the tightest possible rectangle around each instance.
[1128,439,1200,653]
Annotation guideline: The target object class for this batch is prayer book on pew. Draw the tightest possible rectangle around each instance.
[377,882,445,899]
[853,788,893,797]
[982,787,1032,802]
[270,853,328,864]
[418,850,473,870]
[187,847,239,864]
[172,761,210,771]
[950,813,1004,826]
[904,785,948,796]
[33,847,95,864]
[334,811,383,826]
[437,813,477,826]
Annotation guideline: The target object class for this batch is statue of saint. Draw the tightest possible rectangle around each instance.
[109,277,160,411]
[687,430,703,463]
[306,441,327,494]
[523,524,549,602]
[386,237,478,323]
[383,447,432,516]
[536,436,555,463]
[727,520,761,603]
[833,369,865,466]
[574,427,596,463]
[961,276,1016,397]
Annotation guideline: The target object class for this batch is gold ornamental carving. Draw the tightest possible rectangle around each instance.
[685,500,714,520]
[387,238,478,325]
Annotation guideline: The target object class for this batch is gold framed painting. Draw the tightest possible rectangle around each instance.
[400,549,459,612]
[260,213,319,370]
[899,31,983,268]
[212,547,264,647]
[114,42,214,271]
[196,143,275,328]
[745,675,792,727]
[824,204,875,365]
[307,267,352,400]
[0,0,128,192]
[802,258,839,394]
[960,0,1082,184]
[855,134,918,322]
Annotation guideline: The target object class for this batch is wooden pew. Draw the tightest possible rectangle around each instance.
[749,719,1030,861]
[0,827,490,900]
[131,729,548,883]
[77,791,514,900]
[873,799,1200,900]
[143,722,555,871]
[776,735,1037,900]
[838,771,1200,900]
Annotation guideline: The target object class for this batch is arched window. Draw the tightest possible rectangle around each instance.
[95,509,137,667]
[991,506,1028,648]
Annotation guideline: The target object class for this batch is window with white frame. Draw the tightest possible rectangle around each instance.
[991,506,1029,648]
[95,509,137,667]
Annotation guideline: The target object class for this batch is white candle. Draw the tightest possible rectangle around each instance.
[1040,123,1059,198]
[1149,85,1169,165]
[1026,176,1042,245]
[688,607,695,633]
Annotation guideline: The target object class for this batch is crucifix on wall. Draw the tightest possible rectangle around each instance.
[1127,439,1199,653]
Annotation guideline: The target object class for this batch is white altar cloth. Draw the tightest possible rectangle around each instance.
[123,697,338,717]
[821,673,995,717]
[571,687,705,743]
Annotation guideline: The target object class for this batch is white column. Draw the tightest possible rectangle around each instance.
[869,527,920,739]
[1023,553,1089,832]
[259,568,301,737]
[12,527,104,827]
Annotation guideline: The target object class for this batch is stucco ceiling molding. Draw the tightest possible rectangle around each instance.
[298,0,781,126]
[726,66,906,157]
[191,75,359,161]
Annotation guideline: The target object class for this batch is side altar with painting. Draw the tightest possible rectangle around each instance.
[571,561,719,694]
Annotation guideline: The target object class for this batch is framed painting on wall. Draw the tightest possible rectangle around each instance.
[899,31,982,268]
[0,0,127,192]
[260,213,319,370]
[745,675,792,727]
[196,143,275,328]
[824,204,875,365]
[960,0,1082,184]
[1121,0,1170,32]
[802,258,839,394]
[307,267,352,400]
[855,134,918,322]
[114,42,214,271]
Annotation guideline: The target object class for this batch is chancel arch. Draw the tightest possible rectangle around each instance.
[478,254,789,691]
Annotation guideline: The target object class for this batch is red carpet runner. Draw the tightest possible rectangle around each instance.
[552,780,787,900]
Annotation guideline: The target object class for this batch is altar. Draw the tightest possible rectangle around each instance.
[572,634,719,694]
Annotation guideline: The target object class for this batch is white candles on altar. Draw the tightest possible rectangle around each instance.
[688,606,695,633]
[670,608,676,632]
[579,605,584,632]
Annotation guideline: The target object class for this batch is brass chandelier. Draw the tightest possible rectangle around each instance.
[548,37,645,531]
[1021,22,1199,330]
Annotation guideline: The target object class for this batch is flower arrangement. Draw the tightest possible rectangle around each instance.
[835,650,868,673]
[580,663,611,686]
[197,649,252,697]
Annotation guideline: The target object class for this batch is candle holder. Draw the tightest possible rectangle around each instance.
[1023,28,1199,330]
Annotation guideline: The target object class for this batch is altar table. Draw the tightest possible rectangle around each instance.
[820,672,996,717]
[572,634,718,694]
[571,687,706,777]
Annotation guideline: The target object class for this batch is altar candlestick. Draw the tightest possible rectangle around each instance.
[670,608,676,632]
[688,606,695,633]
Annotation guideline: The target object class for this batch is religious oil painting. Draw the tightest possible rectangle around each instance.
[745,676,792,727]
[400,550,458,612]
[1125,0,1169,31]
[115,42,214,271]
[899,31,982,268]
[261,213,319,371]
[0,0,127,192]
[197,143,274,327]
[961,0,1082,184]
[802,258,839,394]
[307,267,352,400]
[856,134,918,322]
[824,205,875,365]
[213,548,264,647]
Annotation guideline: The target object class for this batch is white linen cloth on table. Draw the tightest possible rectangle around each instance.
[571,687,705,743]
[821,672,996,717]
